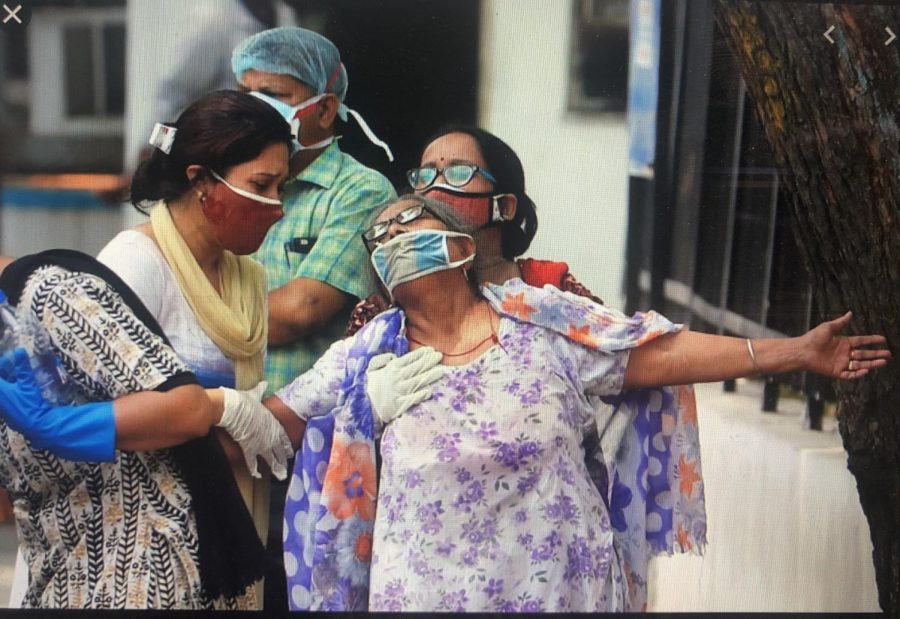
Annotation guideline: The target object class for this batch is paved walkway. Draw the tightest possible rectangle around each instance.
[0,521,16,605]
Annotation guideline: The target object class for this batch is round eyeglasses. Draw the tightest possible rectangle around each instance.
[406,163,497,191]
[362,203,435,249]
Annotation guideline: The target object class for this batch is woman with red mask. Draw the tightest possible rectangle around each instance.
[0,92,296,609]
[96,89,292,601]
[346,125,600,336]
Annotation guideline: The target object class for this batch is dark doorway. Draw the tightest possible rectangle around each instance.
[288,0,481,190]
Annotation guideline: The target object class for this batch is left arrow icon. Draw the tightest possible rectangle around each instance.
[823,25,836,44]
[885,27,896,46]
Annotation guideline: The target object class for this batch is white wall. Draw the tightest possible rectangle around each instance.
[122,0,281,229]
[122,0,199,229]
[478,0,629,309]
[648,381,879,612]
[1,206,123,258]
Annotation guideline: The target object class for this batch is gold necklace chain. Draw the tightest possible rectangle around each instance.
[407,302,498,357]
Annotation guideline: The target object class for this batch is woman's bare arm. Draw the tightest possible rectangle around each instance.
[112,384,221,451]
[623,312,890,390]
[264,395,307,450]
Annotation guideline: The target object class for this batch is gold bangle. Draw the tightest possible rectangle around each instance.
[746,338,761,376]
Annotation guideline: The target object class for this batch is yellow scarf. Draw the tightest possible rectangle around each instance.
[150,202,272,603]
[149,201,267,389]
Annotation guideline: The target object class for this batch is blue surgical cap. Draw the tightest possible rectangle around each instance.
[232,27,350,121]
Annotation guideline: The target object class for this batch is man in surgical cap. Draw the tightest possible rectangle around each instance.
[231,26,396,611]
[232,27,396,393]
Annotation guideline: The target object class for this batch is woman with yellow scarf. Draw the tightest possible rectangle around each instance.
[94,89,295,606]
[0,90,295,609]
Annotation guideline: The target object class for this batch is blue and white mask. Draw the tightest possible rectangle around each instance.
[370,230,475,296]
[249,91,334,155]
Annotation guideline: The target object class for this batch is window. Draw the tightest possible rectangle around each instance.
[28,7,126,136]
[568,0,630,113]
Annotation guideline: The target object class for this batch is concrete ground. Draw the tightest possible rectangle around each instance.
[0,521,16,606]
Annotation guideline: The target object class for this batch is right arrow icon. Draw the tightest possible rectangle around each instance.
[886,27,897,46]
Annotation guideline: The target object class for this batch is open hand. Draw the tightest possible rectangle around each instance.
[801,312,891,379]
[366,347,444,426]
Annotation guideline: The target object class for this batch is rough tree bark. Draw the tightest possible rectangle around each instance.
[714,2,900,614]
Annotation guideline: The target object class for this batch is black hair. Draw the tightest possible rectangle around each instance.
[423,125,538,259]
[130,90,293,212]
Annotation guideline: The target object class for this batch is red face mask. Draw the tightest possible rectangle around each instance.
[202,171,284,255]
[423,185,504,228]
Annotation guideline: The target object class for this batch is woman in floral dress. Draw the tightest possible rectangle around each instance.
[264,195,889,612]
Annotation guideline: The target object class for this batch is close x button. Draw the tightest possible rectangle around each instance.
[0,2,31,31]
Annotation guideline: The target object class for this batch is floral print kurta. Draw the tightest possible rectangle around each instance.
[279,315,631,612]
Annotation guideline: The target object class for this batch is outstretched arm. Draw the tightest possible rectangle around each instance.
[623,312,890,390]
[115,383,220,449]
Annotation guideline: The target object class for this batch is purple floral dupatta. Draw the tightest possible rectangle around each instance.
[283,279,706,611]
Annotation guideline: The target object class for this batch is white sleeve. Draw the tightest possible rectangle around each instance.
[274,339,349,421]
[582,348,631,397]
[549,330,631,398]
[97,231,167,318]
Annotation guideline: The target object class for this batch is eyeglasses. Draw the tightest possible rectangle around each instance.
[362,203,434,248]
[406,163,497,191]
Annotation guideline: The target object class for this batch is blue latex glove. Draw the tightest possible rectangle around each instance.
[0,348,115,462]
[0,350,15,382]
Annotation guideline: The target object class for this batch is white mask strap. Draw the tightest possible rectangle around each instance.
[208,170,282,205]
[299,92,328,110]
[296,135,337,151]
[491,194,511,223]
[346,107,394,162]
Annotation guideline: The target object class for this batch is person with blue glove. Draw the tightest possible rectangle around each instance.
[0,347,292,474]
[0,249,293,609]
[0,247,446,610]
[0,348,116,461]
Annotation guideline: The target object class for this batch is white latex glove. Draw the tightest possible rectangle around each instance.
[366,346,445,426]
[216,381,293,480]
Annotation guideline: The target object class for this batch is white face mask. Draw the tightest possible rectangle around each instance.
[370,229,475,297]
[249,91,335,154]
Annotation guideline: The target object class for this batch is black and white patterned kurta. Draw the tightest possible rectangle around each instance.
[0,266,254,609]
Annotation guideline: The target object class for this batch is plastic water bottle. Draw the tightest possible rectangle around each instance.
[0,289,73,405]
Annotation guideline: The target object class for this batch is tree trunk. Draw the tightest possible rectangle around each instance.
[713,3,900,613]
